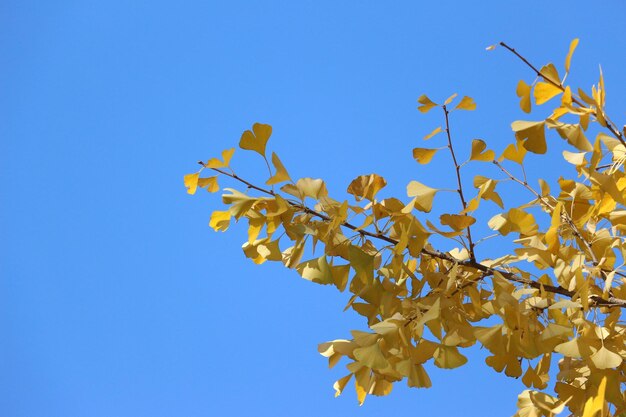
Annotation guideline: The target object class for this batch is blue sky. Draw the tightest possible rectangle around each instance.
[2,1,626,416]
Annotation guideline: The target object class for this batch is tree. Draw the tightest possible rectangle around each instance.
[184,40,626,416]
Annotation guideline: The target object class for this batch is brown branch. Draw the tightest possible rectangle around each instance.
[207,165,626,309]
[499,41,626,147]
[443,105,476,261]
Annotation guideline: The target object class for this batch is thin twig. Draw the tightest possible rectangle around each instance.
[499,41,625,146]
[494,160,601,269]
[443,105,476,261]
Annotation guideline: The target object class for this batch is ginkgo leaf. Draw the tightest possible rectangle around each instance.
[184,172,200,195]
[562,150,586,166]
[582,376,607,417]
[266,152,291,185]
[333,374,352,398]
[440,214,476,230]
[500,138,527,164]
[454,96,476,111]
[354,368,372,406]
[546,120,592,151]
[470,139,495,161]
[511,120,547,154]
[369,378,393,397]
[209,210,231,232]
[197,176,219,192]
[534,82,562,105]
[297,256,333,285]
[488,208,538,236]
[589,346,622,369]
[347,174,387,201]
[406,181,439,212]
[423,126,442,140]
[353,341,389,370]
[206,148,235,168]
[331,264,350,292]
[554,338,593,358]
[444,93,458,105]
[565,38,579,74]
[417,94,438,113]
[349,245,375,284]
[282,178,328,200]
[539,63,560,85]
[516,80,532,113]
[433,345,468,369]
[540,323,572,341]
[412,147,438,164]
[222,188,256,218]
[485,44,496,51]
[239,123,272,156]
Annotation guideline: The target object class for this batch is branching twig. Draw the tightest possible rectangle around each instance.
[499,41,626,146]
[443,105,476,261]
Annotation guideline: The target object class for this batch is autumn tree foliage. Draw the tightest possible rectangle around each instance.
[185,41,626,416]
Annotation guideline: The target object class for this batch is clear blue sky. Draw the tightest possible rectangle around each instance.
[2,1,626,416]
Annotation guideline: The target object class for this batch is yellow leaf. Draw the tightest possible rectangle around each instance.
[370,378,393,397]
[440,214,476,231]
[209,210,231,232]
[561,85,573,107]
[354,367,372,405]
[539,63,560,85]
[562,150,586,166]
[417,94,438,113]
[500,138,527,164]
[184,172,200,195]
[353,341,389,370]
[589,346,622,369]
[433,345,468,369]
[534,82,562,105]
[297,256,333,285]
[197,176,219,193]
[282,244,305,268]
[333,374,352,398]
[454,96,476,111]
[347,174,387,201]
[406,180,439,212]
[412,147,438,164]
[516,80,531,113]
[511,120,547,154]
[423,126,442,140]
[265,152,291,185]
[222,188,256,218]
[349,245,375,284]
[488,208,537,236]
[206,148,235,168]
[239,123,272,156]
[554,338,593,358]
[444,93,457,105]
[470,139,495,161]
[485,44,497,51]
[565,38,579,74]
[331,264,350,292]
[546,120,592,152]
[582,376,607,417]
[545,201,563,253]
[282,178,328,201]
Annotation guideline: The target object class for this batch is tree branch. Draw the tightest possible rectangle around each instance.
[207,165,626,309]
[499,41,626,147]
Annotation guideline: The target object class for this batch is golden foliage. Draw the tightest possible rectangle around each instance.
[186,40,626,416]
